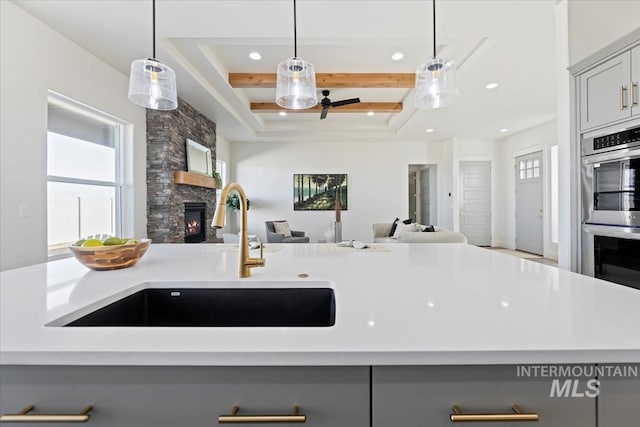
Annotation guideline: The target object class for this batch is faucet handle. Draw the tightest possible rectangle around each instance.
[259,242,264,259]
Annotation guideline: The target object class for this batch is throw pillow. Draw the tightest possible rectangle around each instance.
[393,222,418,237]
[422,225,436,232]
[401,218,413,224]
[388,218,400,237]
[273,221,292,237]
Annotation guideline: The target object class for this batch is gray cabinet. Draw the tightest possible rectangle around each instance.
[5,364,636,426]
[632,45,640,117]
[579,51,632,131]
[579,45,640,131]
[598,367,640,427]
[0,366,369,426]
[373,365,595,427]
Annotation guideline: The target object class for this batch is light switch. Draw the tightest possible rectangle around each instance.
[18,204,30,218]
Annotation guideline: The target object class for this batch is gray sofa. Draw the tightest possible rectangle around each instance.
[372,223,467,243]
[265,221,310,243]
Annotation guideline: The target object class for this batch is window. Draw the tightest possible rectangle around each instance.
[216,158,227,192]
[518,158,540,180]
[47,93,124,256]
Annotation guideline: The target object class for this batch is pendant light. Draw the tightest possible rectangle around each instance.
[275,0,317,110]
[415,0,458,110]
[128,0,178,111]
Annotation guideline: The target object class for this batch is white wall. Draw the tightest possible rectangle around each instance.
[214,134,235,236]
[494,120,558,259]
[555,0,572,270]
[568,0,640,66]
[0,2,147,270]
[216,135,232,167]
[436,140,455,230]
[231,141,447,242]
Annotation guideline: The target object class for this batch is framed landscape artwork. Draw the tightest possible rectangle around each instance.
[293,174,348,211]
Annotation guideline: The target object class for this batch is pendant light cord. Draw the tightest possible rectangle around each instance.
[432,0,436,59]
[293,0,298,58]
[152,0,156,59]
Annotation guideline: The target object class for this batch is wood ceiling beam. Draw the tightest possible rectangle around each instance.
[230,73,415,88]
[250,102,403,113]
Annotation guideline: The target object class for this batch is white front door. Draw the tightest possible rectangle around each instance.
[459,161,491,246]
[515,152,544,255]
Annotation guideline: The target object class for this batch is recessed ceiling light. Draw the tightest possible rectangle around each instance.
[249,51,262,61]
[367,111,375,116]
[485,82,499,89]
[278,111,287,117]
[425,128,434,133]
[499,128,508,133]
[391,52,404,61]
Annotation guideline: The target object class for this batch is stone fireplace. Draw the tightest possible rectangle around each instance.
[146,98,218,243]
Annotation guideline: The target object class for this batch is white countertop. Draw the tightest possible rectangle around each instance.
[1,243,639,366]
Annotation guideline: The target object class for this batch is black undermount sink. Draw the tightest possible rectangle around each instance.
[65,288,336,327]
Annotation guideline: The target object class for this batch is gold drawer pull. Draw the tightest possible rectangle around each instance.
[450,404,538,422]
[218,405,306,423]
[1,405,92,423]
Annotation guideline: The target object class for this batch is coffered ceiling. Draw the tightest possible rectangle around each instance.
[14,0,559,144]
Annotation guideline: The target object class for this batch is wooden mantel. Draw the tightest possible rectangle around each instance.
[172,170,219,189]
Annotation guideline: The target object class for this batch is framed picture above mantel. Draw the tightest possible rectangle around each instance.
[293,174,348,211]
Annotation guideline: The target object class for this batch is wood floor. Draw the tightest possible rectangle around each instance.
[484,247,558,266]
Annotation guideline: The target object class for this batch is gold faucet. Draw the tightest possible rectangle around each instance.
[211,183,265,278]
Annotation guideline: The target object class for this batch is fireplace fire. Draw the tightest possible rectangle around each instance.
[184,202,206,243]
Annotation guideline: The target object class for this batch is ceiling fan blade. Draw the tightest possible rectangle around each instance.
[320,105,329,120]
[331,98,361,108]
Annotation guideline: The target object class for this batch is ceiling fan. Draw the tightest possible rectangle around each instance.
[320,90,360,119]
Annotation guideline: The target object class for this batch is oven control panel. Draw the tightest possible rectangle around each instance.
[593,126,640,150]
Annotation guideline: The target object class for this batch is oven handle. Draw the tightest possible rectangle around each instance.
[583,224,640,240]
[582,148,640,164]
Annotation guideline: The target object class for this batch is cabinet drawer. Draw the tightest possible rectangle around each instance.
[0,366,369,427]
[373,365,595,427]
[598,365,640,427]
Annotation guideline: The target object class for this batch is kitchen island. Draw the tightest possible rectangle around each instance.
[1,243,639,426]
[1,242,639,366]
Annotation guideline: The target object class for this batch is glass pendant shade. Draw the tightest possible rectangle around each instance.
[415,57,458,110]
[275,57,318,110]
[128,58,178,111]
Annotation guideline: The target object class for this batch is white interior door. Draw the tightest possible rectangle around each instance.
[515,152,544,255]
[459,161,491,246]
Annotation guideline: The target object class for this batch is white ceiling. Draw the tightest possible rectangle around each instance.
[14,0,559,144]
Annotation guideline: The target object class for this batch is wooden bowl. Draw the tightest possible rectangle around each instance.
[69,239,151,271]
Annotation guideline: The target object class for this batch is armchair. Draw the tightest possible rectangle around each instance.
[265,220,310,243]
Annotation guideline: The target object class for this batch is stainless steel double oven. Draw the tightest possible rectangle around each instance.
[581,122,640,290]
